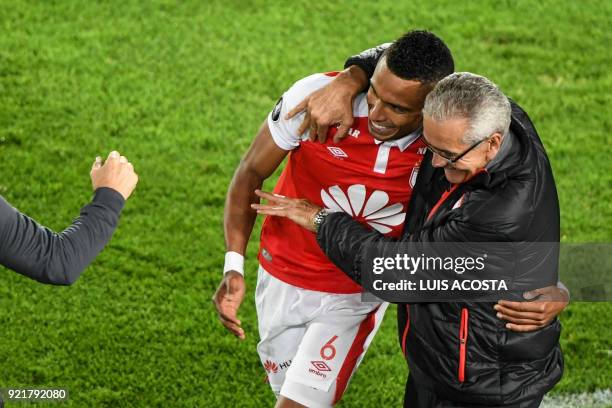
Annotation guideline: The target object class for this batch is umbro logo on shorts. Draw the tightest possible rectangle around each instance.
[310,361,332,372]
[308,361,332,379]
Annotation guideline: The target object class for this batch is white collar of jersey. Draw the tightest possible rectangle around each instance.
[373,127,422,152]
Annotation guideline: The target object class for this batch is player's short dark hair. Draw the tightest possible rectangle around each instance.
[385,30,454,84]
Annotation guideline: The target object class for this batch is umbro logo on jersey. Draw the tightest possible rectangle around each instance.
[418,147,427,155]
[327,146,348,159]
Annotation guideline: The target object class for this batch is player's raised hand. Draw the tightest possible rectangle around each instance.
[251,189,321,232]
[286,67,366,144]
[91,151,139,200]
[213,271,246,340]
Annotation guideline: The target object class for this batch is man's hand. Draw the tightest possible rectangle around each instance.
[251,190,321,232]
[212,271,246,340]
[91,151,139,200]
[286,66,367,143]
[494,285,570,332]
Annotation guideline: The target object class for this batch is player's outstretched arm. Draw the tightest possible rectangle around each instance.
[0,151,138,285]
[213,121,289,340]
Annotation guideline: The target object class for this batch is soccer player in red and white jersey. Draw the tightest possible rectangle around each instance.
[213,31,455,407]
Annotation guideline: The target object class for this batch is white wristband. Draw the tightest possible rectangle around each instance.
[224,251,245,276]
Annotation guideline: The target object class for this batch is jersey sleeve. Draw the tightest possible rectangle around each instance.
[267,73,335,150]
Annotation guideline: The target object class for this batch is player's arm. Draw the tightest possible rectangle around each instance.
[213,121,290,340]
[224,121,289,258]
[343,43,391,81]
[252,192,569,332]
[286,43,390,142]
[0,151,137,285]
[315,206,569,331]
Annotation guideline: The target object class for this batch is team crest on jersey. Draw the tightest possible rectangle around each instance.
[320,184,406,234]
[271,96,283,122]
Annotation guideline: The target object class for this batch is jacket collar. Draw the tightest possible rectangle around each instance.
[464,108,534,190]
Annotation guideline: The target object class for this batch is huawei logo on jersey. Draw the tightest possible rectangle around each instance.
[320,184,406,234]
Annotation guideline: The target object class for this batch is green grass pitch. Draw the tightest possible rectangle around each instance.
[0,1,610,406]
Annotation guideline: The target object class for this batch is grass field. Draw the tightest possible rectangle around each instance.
[0,0,610,407]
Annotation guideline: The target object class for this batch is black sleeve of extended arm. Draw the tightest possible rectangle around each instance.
[316,211,544,303]
[0,187,125,285]
[343,43,391,80]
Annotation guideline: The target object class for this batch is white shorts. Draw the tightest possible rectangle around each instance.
[255,265,387,407]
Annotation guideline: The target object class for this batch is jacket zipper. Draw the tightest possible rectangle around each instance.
[401,304,411,356]
[427,168,488,221]
[458,307,469,383]
[427,183,461,221]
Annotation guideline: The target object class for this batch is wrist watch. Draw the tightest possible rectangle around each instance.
[312,208,329,233]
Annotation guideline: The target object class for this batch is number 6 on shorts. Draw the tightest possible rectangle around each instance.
[320,335,338,360]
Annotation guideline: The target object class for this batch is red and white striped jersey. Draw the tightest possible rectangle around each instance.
[259,72,426,293]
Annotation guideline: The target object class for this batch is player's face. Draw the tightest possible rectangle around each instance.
[366,58,432,142]
[423,115,499,184]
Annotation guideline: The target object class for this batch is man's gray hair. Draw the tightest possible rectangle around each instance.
[423,72,511,144]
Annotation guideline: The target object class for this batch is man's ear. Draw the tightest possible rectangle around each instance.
[486,132,503,161]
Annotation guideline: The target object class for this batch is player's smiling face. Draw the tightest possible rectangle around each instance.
[366,57,433,142]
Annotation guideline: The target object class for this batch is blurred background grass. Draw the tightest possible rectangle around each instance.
[0,0,610,406]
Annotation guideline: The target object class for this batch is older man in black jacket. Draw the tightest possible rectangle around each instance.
[253,71,563,407]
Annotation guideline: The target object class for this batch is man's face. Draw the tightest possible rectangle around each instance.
[366,58,432,142]
[423,115,502,184]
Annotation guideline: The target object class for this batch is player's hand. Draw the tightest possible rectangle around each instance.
[494,285,569,332]
[286,68,365,144]
[212,271,247,340]
[91,151,139,200]
[251,190,321,232]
